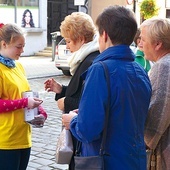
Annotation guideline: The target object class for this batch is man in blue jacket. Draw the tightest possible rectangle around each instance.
[62,5,151,170]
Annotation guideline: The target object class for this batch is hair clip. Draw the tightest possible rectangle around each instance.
[0,23,4,28]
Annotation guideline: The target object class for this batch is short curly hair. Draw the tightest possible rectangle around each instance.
[60,12,96,43]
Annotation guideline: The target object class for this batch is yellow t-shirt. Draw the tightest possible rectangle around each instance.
[0,61,32,149]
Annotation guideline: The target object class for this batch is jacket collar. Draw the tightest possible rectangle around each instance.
[93,45,135,64]
[81,45,135,80]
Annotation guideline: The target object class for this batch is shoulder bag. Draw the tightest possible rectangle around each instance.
[146,149,156,170]
[74,61,111,170]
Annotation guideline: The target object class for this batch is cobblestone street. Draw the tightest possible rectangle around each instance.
[19,56,71,170]
[27,76,71,170]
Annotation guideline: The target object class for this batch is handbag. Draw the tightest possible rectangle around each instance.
[74,61,111,170]
[74,155,104,170]
[55,128,73,164]
[146,149,156,170]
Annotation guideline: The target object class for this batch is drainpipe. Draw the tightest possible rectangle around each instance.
[133,0,136,13]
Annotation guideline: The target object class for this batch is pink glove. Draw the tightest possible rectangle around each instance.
[30,114,46,128]
[29,106,47,128]
[38,105,47,119]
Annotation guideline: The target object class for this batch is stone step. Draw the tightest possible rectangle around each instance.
[45,46,52,51]
[39,49,52,53]
[34,46,52,57]
[34,52,52,57]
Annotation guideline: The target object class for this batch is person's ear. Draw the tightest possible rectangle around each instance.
[103,30,108,43]
[155,41,163,51]
[0,40,7,48]
[80,36,85,45]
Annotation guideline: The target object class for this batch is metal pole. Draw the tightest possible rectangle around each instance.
[78,5,81,12]
[51,31,60,61]
[133,0,136,13]
[15,0,17,23]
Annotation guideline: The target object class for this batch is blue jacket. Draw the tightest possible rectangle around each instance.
[70,45,152,170]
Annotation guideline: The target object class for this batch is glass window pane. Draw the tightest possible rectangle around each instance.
[166,9,170,18]
[0,0,15,24]
[166,0,170,8]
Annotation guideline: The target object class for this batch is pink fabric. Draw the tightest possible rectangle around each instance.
[0,98,47,119]
[38,105,47,119]
[0,23,4,28]
[0,98,28,113]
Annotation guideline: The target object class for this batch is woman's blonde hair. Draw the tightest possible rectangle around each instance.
[0,24,23,49]
[140,18,170,50]
[60,12,96,43]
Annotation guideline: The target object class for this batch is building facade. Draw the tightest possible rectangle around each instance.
[89,0,170,26]
[0,0,169,56]
[0,0,47,56]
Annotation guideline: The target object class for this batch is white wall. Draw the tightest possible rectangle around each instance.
[157,0,166,18]
[22,0,47,56]
[133,0,167,27]
[89,0,125,22]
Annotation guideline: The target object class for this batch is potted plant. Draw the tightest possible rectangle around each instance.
[140,0,159,20]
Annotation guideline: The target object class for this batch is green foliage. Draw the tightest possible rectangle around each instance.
[140,0,159,19]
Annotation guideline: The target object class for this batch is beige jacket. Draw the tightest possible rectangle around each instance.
[145,54,170,170]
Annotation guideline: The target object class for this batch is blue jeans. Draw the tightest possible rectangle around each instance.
[0,148,31,170]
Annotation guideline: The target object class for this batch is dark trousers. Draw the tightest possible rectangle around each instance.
[0,148,31,170]
[69,135,78,170]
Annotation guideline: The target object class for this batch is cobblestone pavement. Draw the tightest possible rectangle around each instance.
[19,56,62,79]
[27,76,71,170]
[19,56,71,170]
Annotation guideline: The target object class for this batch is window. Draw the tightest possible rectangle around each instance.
[166,0,170,8]
[166,9,170,18]
[0,0,39,28]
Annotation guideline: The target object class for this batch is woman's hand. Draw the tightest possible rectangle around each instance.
[27,97,43,109]
[57,97,65,111]
[44,78,62,93]
[62,111,77,130]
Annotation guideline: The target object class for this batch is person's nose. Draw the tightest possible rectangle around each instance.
[66,44,70,50]
[139,39,143,47]
[21,47,24,53]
